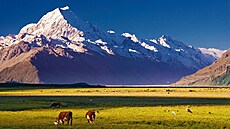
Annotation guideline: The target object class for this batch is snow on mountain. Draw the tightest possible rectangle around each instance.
[129,49,140,54]
[141,42,158,52]
[138,35,216,69]
[158,35,171,48]
[60,6,70,10]
[107,30,115,34]
[121,33,139,43]
[0,6,220,70]
[0,34,19,49]
[198,48,226,59]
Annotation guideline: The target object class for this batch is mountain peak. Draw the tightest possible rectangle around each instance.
[19,6,87,39]
[40,7,65,22]
[39,6,76,25]
[159,35,172,41]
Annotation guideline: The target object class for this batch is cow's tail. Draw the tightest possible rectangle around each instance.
[69,112,73,126]
[85,113,87,118]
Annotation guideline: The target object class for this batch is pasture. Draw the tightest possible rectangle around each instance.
[0,87,230,128]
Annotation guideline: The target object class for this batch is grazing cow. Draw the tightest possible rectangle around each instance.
[85,110,99,124]
[54,111,72,126]
[50,102,61,108]
[186,108,192,113]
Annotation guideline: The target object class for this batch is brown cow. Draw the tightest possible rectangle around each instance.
[54,111,72,125]
[85,110,99,124]
[50,102,61,108]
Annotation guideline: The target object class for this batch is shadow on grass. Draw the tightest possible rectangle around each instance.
[0,83,105,92]
[0,96,230,111]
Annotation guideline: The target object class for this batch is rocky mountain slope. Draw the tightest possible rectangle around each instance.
[174,49,230,86]
[0,6,225,84]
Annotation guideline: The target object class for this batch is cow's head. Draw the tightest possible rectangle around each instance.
[54,118,62,125]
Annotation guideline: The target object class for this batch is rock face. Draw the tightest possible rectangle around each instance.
[0,6,224,84]
[0,42,40,83]
[174,49,230,86]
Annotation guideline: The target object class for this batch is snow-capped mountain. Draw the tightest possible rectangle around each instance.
[198,48,226,61]
[0,6,225,84]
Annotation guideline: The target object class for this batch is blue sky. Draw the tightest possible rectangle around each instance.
[0,0,229,49]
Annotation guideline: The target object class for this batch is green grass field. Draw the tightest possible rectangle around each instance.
[0,87,230,129]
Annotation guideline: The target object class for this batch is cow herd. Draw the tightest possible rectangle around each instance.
[54,110,98,126]
[51,102,98,126]
[51,101,195,126]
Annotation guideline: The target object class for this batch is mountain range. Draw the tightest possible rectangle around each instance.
[0,6,226,85]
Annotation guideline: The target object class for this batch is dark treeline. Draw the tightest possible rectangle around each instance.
[0,82,105,88]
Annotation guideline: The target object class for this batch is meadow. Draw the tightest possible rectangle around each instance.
[0,87,230,128]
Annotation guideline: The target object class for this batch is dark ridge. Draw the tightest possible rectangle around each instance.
[0,82,105,88]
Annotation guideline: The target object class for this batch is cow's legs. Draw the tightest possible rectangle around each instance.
[70,119,72,126]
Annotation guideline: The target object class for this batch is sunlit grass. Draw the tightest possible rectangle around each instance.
[1,87,230,98]
[0,87,230,128]
[0,106,229,129]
